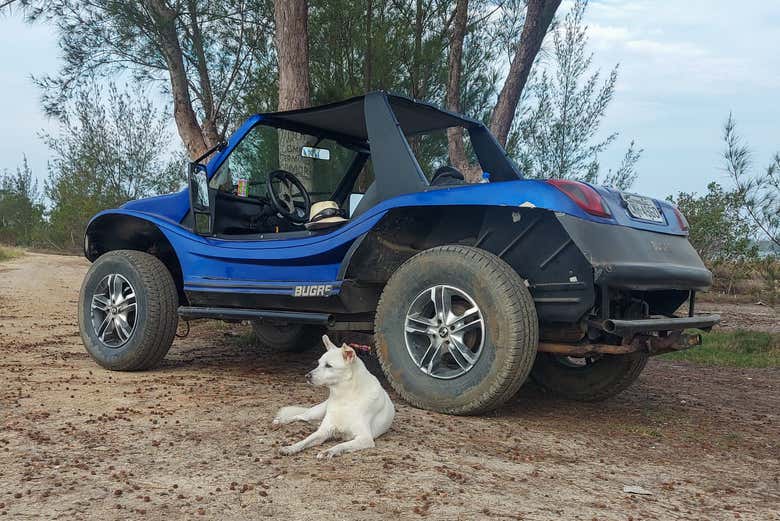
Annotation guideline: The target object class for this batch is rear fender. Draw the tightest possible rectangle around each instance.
[341,205,596,324]
[342,205,487,283]
[84,212,187,304]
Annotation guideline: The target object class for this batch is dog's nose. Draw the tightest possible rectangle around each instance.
[305,371,313,382]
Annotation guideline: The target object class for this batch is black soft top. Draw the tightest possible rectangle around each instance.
[261,92,483,142]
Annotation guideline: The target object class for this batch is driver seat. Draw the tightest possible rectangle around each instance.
[305,200,349,230]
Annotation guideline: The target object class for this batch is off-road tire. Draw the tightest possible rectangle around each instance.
[78,250,178,371]
[531,352,648,401]
[251,322,326,353]
[374,245,538,415]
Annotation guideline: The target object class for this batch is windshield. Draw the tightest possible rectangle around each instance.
[209,124,359,202]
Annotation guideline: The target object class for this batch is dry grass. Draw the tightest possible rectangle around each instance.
[0,245,24,262]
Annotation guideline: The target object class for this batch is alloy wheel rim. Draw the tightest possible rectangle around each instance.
[404,285,485,379]
[90,273,138,348]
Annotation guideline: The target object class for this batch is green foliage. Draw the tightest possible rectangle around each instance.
[43,84,185,249]
[244,0,504,171]
[308,0,454,102]
[602,140,642,191]
[754,257,779,306]
[669,182,757,266]
[13,0,635,186]
[0,156,46,246]
[660,330,780,368]
[512,0,641,188]
[244,0,450,110]
[15,0,272,135]
[723,114,780,251]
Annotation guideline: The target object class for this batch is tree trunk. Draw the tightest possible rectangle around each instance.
[445,0,470,176]
[145,0,209,160]
[274,0,312,190]
[411,0,424,98]
[185,0,221,149]
[489,0,561,147]
[274,0,310,111]
[364,0,373,92]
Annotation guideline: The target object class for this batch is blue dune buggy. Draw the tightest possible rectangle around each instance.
[79,92,718,414]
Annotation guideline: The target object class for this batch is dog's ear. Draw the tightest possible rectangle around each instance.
[322,334,337,351]
[341,345,356,363]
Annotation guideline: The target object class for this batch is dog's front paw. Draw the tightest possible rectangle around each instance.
[316,449,339,460]
[280,445,299,456]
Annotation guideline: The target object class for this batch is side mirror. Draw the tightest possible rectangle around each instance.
[188,163,213,235]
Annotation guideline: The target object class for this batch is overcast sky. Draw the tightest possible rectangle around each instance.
[1,0,778,200]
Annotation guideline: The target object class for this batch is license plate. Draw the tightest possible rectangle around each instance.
[622,193,664,223]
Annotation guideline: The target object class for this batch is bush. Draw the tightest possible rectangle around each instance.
[0,157,45,247]
[0,245,24,262]
[754,257,779,306]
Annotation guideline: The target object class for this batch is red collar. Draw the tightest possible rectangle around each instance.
[348,343,372,353]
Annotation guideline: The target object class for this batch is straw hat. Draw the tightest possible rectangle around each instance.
[305,200,348,230]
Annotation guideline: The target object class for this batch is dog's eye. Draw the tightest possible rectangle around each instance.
[324,363,332,369]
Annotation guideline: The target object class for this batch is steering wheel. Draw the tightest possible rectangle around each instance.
[266,169,311,224]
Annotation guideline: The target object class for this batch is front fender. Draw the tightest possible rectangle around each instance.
[120,189,191,223]
[85,209,197,260]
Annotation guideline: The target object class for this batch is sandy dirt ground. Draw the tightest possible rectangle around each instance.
[0,252,778,520]
[697,301,779,334]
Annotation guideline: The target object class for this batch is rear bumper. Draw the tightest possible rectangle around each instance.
[590,314,720,336]
[557,214,712,291]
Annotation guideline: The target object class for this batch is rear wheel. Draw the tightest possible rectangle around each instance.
[374,245,538,415]
[78,250,178,371]
[251,322,326,353]
[531,352,648,401]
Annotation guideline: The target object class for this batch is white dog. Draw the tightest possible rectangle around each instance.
[273,335,395,459]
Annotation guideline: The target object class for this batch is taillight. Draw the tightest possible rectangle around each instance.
[672,205,689,232]
[547,179,611,218]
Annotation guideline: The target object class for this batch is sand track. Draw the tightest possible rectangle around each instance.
[1,253,778,520]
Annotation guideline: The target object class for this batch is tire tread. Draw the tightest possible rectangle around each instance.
[375,245,538,415]
[79,250,178,371]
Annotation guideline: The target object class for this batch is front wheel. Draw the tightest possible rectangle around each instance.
[531,352,649,401]
[78,250,178,371]
[374,245,538,415]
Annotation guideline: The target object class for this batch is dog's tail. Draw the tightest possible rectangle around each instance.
[278,406,309,417]
[273,406,311,425]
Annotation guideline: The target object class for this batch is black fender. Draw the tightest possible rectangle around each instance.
[340,205,488,283]
[339,205,596,325]
[84,213,187,304]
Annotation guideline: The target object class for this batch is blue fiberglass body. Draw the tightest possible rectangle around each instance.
[106,182,685,298]
[89,92,689,302]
